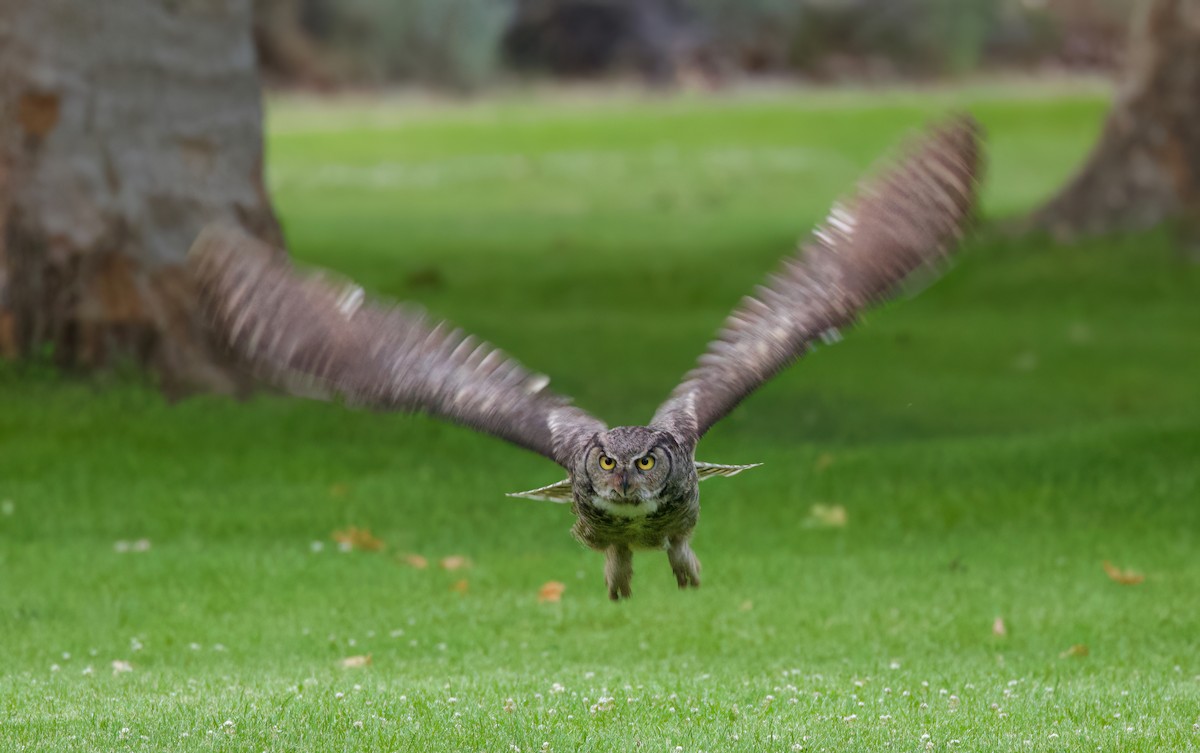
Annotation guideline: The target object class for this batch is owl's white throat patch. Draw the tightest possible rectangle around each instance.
[590,493,660,518]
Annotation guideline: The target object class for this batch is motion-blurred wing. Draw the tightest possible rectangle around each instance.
[652,116,982,444]
[189,225,605,467]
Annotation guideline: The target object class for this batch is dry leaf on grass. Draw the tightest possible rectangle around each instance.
[992,616,1007,637]
[439,555,471,571]
[401,553,428,569]
[805,504,847,528]
[1061,644,1089,658]
[340,654,372,668]
[538,581,566,603]
[450,579,469,594]
[332,526,384,552]
[1102,560,1144,585]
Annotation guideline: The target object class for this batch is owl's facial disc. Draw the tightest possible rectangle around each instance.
[586,427,674,512]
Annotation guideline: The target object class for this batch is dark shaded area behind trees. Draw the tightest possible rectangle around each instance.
[256,0,1135,89]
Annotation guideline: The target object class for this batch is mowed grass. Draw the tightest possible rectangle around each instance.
[3,82,1200,752]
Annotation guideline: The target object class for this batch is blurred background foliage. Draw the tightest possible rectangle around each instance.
[256,0,1134,90]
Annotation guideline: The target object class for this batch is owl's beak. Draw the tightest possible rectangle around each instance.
[616,474,629,496]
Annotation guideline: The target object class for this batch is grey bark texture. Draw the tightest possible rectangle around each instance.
[1030,0,1200,240]
[0,0,281,392]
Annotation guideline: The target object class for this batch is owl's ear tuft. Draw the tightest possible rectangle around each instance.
[695,461,762,480]
[507,478,574,503]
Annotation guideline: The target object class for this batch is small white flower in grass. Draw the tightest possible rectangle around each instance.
[889,660,901,670]
[61,652,70,660]
[133,539,151,552]
[1049,733,1059,739]
[81,666,93,676]
[310,541,325,553]
[503,698,516,713]
[213,644,226,652]
[223,720,234,728]
[792,746,804,752]
[353,721,363,729]
[843,714,857,722]
[390,629,404,638]
[130,637,143,652]
[111,660,133,674]
[335,692,345,699]
[118,727,130,739]
[448,697,458,704]
[189,643,201,651]
[919,702,929,710]
[675,748,684,753]
[880,714,892,721]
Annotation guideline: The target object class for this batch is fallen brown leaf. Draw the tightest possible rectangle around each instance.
[805,503,847,528]
[439,555,471,571]
[992,616,1007,637]
[340,654,372,668]
[538,581,566,603]
[450,579,469,594]
[332,526,384,552]
[1103,560,1144,585]
[401,553,428,569]
[1061,644,1089,658]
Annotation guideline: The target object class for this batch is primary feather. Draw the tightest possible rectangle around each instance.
[651,116,982,444]
[188,226,605,467]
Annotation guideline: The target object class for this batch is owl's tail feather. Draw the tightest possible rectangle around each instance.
[694,461,762,480]
[508,478,573,503]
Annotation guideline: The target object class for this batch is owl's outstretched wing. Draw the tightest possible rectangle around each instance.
[652,116,982,444]
[189,226,606,467]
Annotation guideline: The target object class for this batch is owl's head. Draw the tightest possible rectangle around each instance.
[585,426,683,504]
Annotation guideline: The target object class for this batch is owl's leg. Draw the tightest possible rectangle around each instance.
[667,537,701,589]
[605,544,633,601]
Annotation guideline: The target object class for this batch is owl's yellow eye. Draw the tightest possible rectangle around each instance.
[636,456,655,471]
[598,455,616,471]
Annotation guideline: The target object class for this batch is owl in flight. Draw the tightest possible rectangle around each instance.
[191,117,981,600]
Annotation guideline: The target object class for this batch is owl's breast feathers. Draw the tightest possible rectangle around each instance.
[571,484,699,551]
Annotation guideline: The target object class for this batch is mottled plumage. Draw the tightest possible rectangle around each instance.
[190,117,982,600]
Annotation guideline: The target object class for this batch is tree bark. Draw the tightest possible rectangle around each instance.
[1029,0,1200,240]
[0,0,281,393]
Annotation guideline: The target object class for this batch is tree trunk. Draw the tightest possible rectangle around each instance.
[1029,0,1200,240]
[0,0,281,393]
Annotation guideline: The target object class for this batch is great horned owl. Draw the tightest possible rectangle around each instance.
[191,118,981,600]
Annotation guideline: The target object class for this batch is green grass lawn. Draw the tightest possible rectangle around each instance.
[3,82,1200,752]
